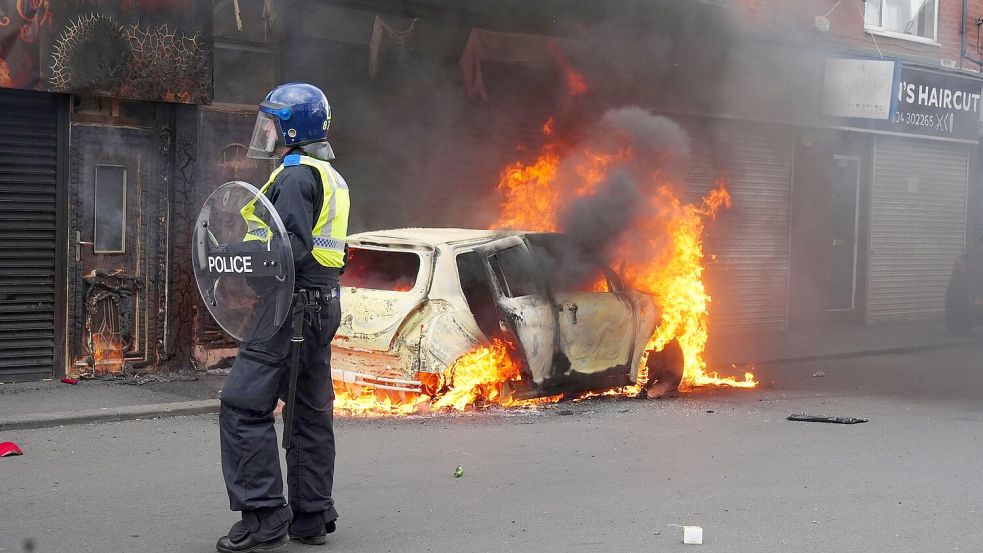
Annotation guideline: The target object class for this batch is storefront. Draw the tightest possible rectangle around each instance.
[793,60,981,324]
[0,1,212,381]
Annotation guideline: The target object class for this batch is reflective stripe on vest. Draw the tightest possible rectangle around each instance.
[240,204,273,245]
[257,153,350,268]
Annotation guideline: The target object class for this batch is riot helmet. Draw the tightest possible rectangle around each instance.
[247,83,334,160]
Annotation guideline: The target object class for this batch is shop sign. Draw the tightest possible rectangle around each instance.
[824,59,983,140]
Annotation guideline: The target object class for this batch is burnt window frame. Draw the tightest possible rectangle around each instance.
[342,246,423,292]
[92,163,127,254]
[524,234,627,294]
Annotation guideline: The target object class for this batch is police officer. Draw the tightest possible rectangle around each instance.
[216,83,349,553]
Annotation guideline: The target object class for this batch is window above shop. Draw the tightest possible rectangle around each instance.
[864,0,939,45]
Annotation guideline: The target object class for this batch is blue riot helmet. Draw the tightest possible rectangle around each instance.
[247,82,334,160]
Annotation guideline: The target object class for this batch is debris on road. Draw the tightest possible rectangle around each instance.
[683,525,703,544]
[124,373,199,386]
[787,414,868,424]
[60,377,78,385]
[0,441,24,457]
[557,409,574,416]
[812,371,827,377]
[454,466,463,478]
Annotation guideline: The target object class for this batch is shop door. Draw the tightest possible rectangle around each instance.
[827,156,861,313]
[68,126,162,376]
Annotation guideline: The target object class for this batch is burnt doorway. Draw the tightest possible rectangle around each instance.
[68,125,165,377]
[827,155,861,314]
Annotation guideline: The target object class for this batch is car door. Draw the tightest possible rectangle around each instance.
[474,236,558,385]
[529,240,637,374]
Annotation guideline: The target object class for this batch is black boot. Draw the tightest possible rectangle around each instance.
[289,514,337,546]
[216,506,292,553]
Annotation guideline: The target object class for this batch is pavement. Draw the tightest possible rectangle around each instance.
[2,345,982,552]
[0,319,977,432]
[705,319,980,366]
[0,374,225,431]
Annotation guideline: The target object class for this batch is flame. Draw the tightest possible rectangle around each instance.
[333,339,557,416]
[91,334,124,376]
[492,125,756,391]
[334,389,427,417]
[546,41,588,96]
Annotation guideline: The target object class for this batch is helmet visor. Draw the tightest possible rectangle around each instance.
[247,112,281,159]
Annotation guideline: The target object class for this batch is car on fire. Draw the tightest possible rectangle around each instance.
[332,228,683,400]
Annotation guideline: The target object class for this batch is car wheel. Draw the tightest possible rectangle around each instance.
[644,339,684,398]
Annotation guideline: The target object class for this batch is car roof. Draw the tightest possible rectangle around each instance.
[349,228,528,247]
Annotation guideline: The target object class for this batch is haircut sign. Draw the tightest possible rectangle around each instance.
[823,59,983,140]
[893,69,982,139]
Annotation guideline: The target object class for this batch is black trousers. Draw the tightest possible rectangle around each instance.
[219,293,341,530]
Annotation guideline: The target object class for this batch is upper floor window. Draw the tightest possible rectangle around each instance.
[865,0,938,44]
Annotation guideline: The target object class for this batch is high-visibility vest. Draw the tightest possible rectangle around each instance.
[240,153,350,268]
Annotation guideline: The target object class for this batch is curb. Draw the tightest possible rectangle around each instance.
[1,339,979,432]
[0,399,221,432]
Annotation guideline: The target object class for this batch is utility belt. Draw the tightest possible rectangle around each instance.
[295,287,340,307]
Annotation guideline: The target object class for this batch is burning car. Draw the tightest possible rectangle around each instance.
[332,228,684,403]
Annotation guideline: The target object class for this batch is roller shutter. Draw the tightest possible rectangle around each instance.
[868,138,968,321]
[0,91,61,382]
[690,121,793,330]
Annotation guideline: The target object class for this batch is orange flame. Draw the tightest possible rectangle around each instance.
[91,334,124,376]
[492,128,755,391]
[333,339,555,416]
[546,41,588,96]
[542,117,555,136]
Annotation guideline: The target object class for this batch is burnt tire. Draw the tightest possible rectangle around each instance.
[644,339,684,397]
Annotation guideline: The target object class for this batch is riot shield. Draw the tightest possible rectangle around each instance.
[192,181,295,342]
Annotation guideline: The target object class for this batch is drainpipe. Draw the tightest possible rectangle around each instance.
[962,0,983,69]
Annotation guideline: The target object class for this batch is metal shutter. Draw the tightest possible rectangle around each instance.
[0,91,60,381]
[868,138,968,321]
[689,121,793,330]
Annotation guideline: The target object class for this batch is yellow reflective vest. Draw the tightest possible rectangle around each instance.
[240,153,350,268]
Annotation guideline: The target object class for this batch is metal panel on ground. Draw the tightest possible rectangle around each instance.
[690,121,793,330]
[0,91,61,381]
[869,138,968,321]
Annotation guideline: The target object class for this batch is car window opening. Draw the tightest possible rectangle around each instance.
[525,237,618,293]
[490,246,539,298]
[457,251,501,340]
[343,247,420,292]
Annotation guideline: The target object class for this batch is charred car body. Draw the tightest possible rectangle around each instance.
[333,229,682,400]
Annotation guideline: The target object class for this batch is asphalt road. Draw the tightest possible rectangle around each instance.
[2,346,983,553]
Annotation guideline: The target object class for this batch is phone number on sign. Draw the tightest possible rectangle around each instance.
[893,112,935,127]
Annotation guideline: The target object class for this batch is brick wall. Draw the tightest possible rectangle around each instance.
[732,0,983,71]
